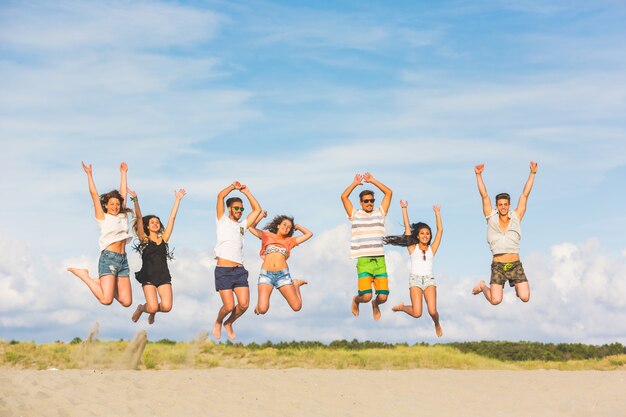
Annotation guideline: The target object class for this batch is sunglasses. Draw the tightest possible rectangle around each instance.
[232,206,245,212]
[361,199,375,204]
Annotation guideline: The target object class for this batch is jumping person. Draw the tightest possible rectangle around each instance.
[472,161,538,304]
[384,200,443,337]
[129,188,186,325]
[341,172,392,321]
[68,162,133,307]
[212,182,261,339]
[248,213,313,315]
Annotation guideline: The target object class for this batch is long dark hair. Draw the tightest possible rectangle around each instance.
[132,214,174,260]
[263,215,295,237]
[384,222,432,247]
[99,190,133,215]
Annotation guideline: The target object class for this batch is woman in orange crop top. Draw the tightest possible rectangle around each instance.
[67,162,135,307]
[248,211,313,315]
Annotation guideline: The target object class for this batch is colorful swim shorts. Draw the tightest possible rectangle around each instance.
[356,256,389,295]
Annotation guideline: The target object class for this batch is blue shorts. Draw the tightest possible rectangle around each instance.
[98,250,130,278]
[258,268,293,289]
[215,266,249,291]
[409,274,436,291]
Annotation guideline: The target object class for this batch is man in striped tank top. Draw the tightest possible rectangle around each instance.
[341,172,393,320]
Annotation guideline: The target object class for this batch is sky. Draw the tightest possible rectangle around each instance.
[1,0,625,345]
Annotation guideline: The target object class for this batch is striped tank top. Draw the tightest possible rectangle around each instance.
[350,207,386,259]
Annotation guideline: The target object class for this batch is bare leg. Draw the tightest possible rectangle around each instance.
[371,294,387,321]
[472,280,503,305]
[149,284,173,325]
[392,286,423,318]
[114,277,132,307]
[352,293,373,317]
[213,289,235,339]
[277,279,307,312]
[132,285,158,322]
[424,286,442,337]
[223,286,250,340]
[68,268,116,305]
[255,284,274,315]
[514,281,530,303]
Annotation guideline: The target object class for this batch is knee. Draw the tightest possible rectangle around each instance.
[222,302,235,312]
[360,293,372,303]
[145,303,159,314]
[291,302,302,312]
[490,298,502,306]
[519,294,530,303]
[376,294,388,303]
[239,300,250,311]
[160,303,172,313]
[120,300,132,308]
[409,310,422,319]
[100,297,114,306]
[256,305,269,315]
[428,309,438,318]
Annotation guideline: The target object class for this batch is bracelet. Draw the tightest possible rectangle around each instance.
[131,196,138,202]
[530,171,537,174]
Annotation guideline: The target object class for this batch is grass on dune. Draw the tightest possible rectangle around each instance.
[2,339,625,371]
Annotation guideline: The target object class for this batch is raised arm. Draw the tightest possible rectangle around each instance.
[294,224,313,245]
[248,210,267,239]
[119,162,128,209]
[515,161,538,221]
[430,204,444,255]
[216,181,240,219]
[400,200,416,254]
[82,162,104,220]
[340,174,363,217]
[127,188,147,241]
[162,189,186,242]
[240,184,262,228]
[475,164,492,218]
[363,172,393,214]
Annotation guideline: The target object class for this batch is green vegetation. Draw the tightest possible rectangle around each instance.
[1,339,624,371]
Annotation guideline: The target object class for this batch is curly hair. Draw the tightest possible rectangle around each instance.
[99,190,133,215]
[384,222,432,247]
[132,215,174,260]
[263,215,295,237]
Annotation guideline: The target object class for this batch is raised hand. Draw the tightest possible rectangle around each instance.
[352,174,363,186]
[127,188,137,199]
[433,204,441,212]
[363,172,374,183]
[474,164,485,174]
[239,184,248,192]
[260,210,268,218]
[400,200,408,208]
[120,162,128,172]
[82,161,93,175]
[232,181,242,190]
[174,189,187,200]
[530,161,538,173]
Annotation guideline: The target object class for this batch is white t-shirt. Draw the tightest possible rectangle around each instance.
[214,214,248,264]
[410,246,434,276]
[96,213,132,252]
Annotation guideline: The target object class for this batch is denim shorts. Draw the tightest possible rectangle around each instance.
[409,274,436,290]
[98,250,130,278]
[258,268,293,289]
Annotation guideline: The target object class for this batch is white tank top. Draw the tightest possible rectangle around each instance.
[410,246,434,276]
[96,213,132,252]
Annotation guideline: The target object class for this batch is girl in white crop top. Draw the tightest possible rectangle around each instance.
[67,162,135,307]
[384,200,443,337]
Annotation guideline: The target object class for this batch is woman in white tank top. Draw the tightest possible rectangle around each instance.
[384,200,443,337]
[67,162,134,307]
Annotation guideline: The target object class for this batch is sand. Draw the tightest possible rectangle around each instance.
[1,368,625,417]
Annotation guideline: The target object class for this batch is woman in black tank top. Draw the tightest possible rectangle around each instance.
[128,187,186,325]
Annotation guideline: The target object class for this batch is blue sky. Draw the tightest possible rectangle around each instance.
[1,0,625,344]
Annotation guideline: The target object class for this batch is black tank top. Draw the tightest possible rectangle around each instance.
[136,240,171,283]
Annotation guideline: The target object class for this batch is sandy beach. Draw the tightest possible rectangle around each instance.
[1,368,625,417]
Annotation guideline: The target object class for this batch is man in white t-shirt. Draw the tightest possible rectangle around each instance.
[213,181,261,339]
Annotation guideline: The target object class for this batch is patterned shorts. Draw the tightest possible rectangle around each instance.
[490,261,528,287]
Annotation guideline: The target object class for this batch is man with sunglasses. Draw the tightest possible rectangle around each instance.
[472,161,538,305]
[341,172,393,320]
[213,181,262,339]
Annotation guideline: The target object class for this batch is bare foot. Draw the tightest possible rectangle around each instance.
[224,322,236,339]
[372,299,381,321]
[212,321,222,339]
[131,305,144,322]
[67,268,90,281]
[148,313,156,325]
[351,296,359,317]
[472,280,486,295]
[392,302,405,312]
[435,323,443,338]
[293,279,308,287]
